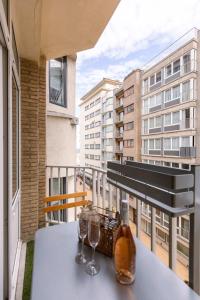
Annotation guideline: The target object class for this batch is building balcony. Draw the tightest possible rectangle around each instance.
[115,132,123,140]
[114,146,123,154]
[28,162,200,298]
[115,116,124,127]
[115,98,124,112]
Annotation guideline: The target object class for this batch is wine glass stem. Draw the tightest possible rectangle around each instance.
[81,238,84,256]
[92,246,95,263]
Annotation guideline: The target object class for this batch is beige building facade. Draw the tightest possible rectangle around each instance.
[114,69,142,162]
[79,78,121,178]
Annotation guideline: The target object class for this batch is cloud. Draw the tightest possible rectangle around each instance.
[76,0,200,102]
[78,0,200,64]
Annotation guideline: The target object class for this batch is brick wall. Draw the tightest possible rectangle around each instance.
[20,58,46,241]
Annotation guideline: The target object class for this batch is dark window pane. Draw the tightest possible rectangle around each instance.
[49,57,66,107]
[12,75,19,199]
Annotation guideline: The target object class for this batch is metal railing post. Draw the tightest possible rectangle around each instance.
[190,165,200,294]
[151,207,156,253]
[92,169,97,206]
[136,199,141,239]
[169,216,177,272]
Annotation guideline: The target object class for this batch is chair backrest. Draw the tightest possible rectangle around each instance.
[43,192,92,224]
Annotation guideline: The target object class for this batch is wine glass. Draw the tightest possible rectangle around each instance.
[85,212,101,275]
[75,208,88,264]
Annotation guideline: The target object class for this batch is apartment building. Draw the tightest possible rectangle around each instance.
[139,29,200,267]
[114,69,142,162]
[79,78,121,177]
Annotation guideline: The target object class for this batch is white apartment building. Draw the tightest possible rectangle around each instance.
[79,78,121,178]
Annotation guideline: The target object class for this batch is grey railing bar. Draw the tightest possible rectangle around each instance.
[136,199,141,239]
[74,167,77,220]
[102,173,106,209]
[108,183,112,212]
[169,216,177,271]
[50,167,53,222]
[58,167,61,223]
[92,169,97,206]
[151,207,156,253]
[97,171,101,208]
[83,168,86,192]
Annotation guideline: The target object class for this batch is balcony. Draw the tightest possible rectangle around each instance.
[115,131,123,140]
[28,162,200,298]
[115,98,124,112]
[114,146,123,154]
[115,115,124,127]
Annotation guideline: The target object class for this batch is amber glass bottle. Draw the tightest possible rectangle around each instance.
[114,199,136,284]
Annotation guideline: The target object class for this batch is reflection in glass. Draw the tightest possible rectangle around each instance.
[12,76,19,199]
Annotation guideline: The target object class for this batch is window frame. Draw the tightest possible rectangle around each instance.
[49,57,67,108]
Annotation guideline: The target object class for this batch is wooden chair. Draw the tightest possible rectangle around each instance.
[43,191,92,226]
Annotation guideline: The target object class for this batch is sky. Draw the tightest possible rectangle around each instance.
[75,0,200,148]
[76,0,200,101]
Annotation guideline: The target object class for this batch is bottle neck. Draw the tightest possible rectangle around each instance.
[121,200,129,226]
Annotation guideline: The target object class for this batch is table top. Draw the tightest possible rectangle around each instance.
[31,222,200,300]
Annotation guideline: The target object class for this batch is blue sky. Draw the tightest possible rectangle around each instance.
[75,0,200,147]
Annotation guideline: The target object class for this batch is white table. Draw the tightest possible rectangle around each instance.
[31,222,200,300]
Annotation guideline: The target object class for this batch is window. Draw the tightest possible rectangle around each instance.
[124,139,134,148]
[182,164,190,170]
[173,59,180,73]
[95,121,101,127]
[163,138,171,150]
[143,99,148,114]
[95,109,100,116]
[172,162,179,168]
[49,57,66,107]
[172,137,179,149]
[182,81,190,102]
[164,113,171,126]
[150,96,155,107]
[124,103,134,114]
[90,144,94,149]
[166,64,172,77]
[105,125,113,133]
[124,122,134,131]
[90,102,94,108]
[95,98,101,105]
[164,162,171,167]
[156,93,162,105]
[172,85,180,99]
[183,53,191,73]
[95,144,100,149]
[172,111,180,124]
[155,139,161,149]
[156,71,161,83]
[143,119,148,134]
[165,89,171,102]
[95,132,100,138]
[90,154,94,159]
[124,85,134,97]
[149,118,154,129]
[150,75,155,86]
[181,136,190,147]
[90,133,94,138]
[155,116,162,128]
[149,139,154,149]
[143,78,148,93]
[143,140,148,154]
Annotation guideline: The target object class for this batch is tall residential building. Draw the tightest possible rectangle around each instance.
[140,28,200,269]
[79,78,121,177]
[114,69,142,162]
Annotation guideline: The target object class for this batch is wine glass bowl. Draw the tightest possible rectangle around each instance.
[85,212,101,276]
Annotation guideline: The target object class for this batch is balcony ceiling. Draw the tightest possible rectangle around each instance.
[12,0,120,62]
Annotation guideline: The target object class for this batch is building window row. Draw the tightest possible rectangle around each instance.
[124,121,134,131]
[85,120,101,130]
[142,49,196,95]
[85,131,101,139]
[85,98,101,111]
[124,85,134,97]
[142,159,190,170]
[142,79,196,115]
[142,135,195,156]
[85,144,100,149]
[124,103,134,114]
[85,109,101,120]
[85,154,100,160]
[142,107,195,134]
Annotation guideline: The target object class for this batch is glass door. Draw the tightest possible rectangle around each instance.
[9,73,20,289]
